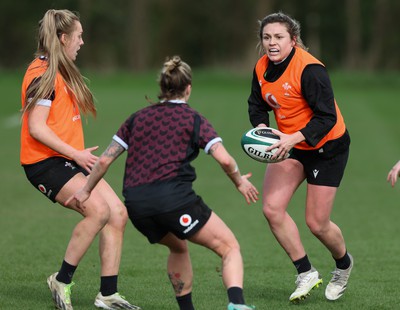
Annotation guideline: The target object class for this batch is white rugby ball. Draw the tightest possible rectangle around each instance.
[241,127,290,163]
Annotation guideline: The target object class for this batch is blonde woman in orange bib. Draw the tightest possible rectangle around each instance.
[20,9,140,310]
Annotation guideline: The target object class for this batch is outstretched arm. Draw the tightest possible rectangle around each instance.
[209,141,259,204]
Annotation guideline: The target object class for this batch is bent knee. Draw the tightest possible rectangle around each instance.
[216,237,241,258]
[88,203,111,228]
[306,218,329,237]
[263,203,284,224]
[170,242,189,254]
[111,202,129,224]
[97,199,128,230]
[227,238,241,252]
[162,235,189,254]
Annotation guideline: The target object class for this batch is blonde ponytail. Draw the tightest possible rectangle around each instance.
[22,9,96,117]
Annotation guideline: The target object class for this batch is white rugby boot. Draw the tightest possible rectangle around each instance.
[47,272,74,310]
[94,292,141,309]
[289,267,322,302]
[325,253,354,300]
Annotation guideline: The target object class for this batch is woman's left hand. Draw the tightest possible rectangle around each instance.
[266,130,305,161]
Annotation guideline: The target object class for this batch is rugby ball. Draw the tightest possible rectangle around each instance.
[241,127,290,163]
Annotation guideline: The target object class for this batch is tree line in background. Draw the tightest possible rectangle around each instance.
[1,0,398,72]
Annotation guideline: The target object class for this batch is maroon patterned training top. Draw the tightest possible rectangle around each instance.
[113,101,221,218]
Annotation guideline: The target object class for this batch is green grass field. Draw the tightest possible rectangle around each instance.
[0,69,399,309]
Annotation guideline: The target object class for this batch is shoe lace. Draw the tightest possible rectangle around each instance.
[64,282,75,304]
[295,272,312,287]
[330,269,348,286]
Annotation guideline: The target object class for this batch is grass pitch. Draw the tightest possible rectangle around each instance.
[0,69,399,309]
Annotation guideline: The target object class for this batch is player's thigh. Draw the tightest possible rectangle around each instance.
[189,212,239,255]
[263,158,305,208]
[92,178,127,216]
[56,172,90,206]
[305,184,337,224]
[57,174,110,218]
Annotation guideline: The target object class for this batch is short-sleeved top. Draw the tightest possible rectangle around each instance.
[20,57,84,165]
[114,101,221,218]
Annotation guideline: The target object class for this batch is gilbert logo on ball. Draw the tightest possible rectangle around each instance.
[241,127,291,163]
[179,214,192,227]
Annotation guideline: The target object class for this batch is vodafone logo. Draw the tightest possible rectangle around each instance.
[265,93,280,109]
[38,184,46,193]
[38,184,53,198]
[179,214,192,227]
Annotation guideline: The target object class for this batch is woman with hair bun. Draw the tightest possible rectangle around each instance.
[67,56,258,310]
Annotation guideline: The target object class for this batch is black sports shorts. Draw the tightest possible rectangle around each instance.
[129,196,212,244]
[23,156,89,203]
[289,130,350,187]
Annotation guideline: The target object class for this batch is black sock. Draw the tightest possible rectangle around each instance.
[176,292,194,310]
[227,286,245,305]
[334,251,351,270]
[100,275,118,296]
[293,255,312,274]
[56,260,77,284]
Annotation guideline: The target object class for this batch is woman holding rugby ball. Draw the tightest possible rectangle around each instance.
[247,12,353,302]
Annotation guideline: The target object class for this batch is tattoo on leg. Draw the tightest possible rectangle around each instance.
[168,272,185,294]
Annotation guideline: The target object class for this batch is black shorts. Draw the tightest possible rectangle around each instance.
[129,196,212,244]
[290,130,350,187]
[23,156,89,203]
